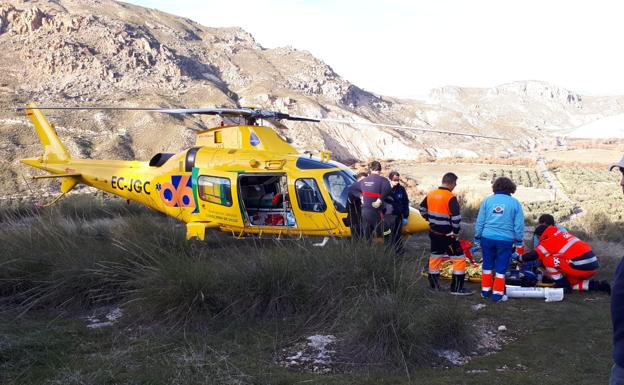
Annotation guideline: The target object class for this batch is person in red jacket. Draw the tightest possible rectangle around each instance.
[516,224,610,293]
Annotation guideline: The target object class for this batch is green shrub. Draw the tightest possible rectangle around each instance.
[574,209,623,242]
[346,290,474,371]
[0,204,476,372]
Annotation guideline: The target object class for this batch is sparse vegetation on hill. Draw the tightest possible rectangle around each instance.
[553,166,624,229]
[2,0,624,200]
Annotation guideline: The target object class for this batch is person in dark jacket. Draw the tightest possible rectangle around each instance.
[350,161,392,242]
[610,156,624,385]
[347,172,368,240]
[384,171,410,255]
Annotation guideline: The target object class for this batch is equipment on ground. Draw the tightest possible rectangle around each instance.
[505,285,565,302]
[505,267,538,287]
[17,104,502,241]
[423,239,483,282]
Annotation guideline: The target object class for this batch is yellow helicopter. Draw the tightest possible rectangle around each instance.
[18,103,499,241]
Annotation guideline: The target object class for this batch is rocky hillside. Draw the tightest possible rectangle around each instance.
[0,0,623,195]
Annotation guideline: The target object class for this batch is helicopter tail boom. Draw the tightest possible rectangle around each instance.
[24,103,71,163]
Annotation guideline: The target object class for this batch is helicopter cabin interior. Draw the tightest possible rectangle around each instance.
[237,173,328,227]
[238,174,294,227]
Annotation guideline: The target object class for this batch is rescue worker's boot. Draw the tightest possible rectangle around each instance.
[554,277,572,294]
[589,279,611,295]
[450,274,474,296]
[481,269,493,299]
[428,273,442,291]
[492,273,506,302]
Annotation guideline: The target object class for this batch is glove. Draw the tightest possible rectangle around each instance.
[514,242,525,256]
[470,239,480,254]
[402,218,408,225]
[371,198,382,209]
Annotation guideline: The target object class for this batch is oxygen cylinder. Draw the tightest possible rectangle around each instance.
[544,287,565,302]
[506,286,545,298]
[505,285,564,302]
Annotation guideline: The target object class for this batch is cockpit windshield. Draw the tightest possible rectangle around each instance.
[323,170,356,213]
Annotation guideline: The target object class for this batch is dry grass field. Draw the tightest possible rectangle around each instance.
[543,148,623,165]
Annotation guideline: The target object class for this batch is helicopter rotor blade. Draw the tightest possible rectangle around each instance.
[14,105,503,139]
[15,106,164,112]
[318,118,506,140]
[14,106,246,116]
[281,114,320,123]
[14,106,321,122]
[265,119,290,130]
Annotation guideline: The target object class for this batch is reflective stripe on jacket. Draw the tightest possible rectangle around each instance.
[534,226,598,271]
[350,174,392,211]
[419,187,461,234]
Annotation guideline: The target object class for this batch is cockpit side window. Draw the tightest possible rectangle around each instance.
[323,170,356,213]
[294,178,327,212]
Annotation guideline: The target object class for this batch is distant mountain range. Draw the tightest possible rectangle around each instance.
[1,0,623,195]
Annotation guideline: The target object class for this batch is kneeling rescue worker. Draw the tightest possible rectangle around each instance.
[419,172,472,295]
[516,224,611,294]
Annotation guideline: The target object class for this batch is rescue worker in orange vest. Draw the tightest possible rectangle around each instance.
[516,224,611,293]
[419,172,473,295]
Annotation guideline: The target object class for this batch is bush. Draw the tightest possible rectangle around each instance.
[573,209,623,242]
[456,192,481,221]
[346,290,474,371]
[0,205,476,372]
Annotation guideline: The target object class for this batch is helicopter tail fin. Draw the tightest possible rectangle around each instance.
[23,103,71,163]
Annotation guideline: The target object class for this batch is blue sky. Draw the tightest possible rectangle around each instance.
[124,0,624,98]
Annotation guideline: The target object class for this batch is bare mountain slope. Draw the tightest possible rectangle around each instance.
[0,0,623,196]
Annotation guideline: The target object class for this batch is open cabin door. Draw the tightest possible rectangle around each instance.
[238,173,296,231]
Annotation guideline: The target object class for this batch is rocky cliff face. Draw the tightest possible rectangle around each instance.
[0,0,623,196]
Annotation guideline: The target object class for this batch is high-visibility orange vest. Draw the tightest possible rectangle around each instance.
[535,226,598,272]
[426,188,454,217]
[421,188,461,234]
